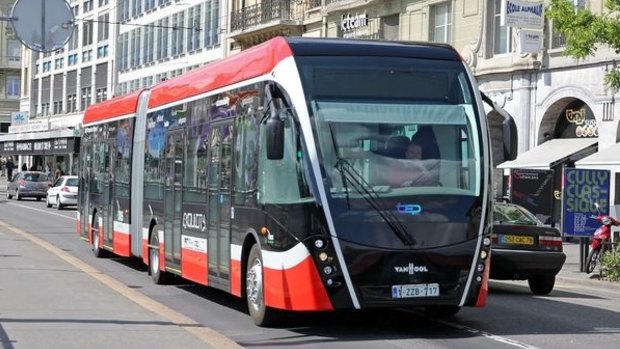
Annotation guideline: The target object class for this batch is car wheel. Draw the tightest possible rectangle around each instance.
[46,195,52,208]
[149,230,171,285]
[528,275,556,295]
[92,215,106,258]
[246,244,280,326]
[7,189,12,200]
[56,196,63,210]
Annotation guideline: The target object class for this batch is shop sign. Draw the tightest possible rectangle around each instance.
[341,12,368,32]
[4,142,15,152]
[519,29,542,54]
[16,141,32,152]
[501,0,544,30]
[562,168,610,237]
[34,140,51,151]
[53,138,68,151]
[11,111,28,125]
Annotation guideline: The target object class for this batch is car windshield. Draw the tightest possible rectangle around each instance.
[66,178,78,186]
[493,204,541,226]
[24,173,48,182]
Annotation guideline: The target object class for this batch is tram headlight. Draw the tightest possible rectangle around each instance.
[323,265,334,275]
[476,276,483,283]
[318,252,329,262]
[480,250,488,260]
[483,237,491,246]
[477,263,485,273]
[313,239,325,249]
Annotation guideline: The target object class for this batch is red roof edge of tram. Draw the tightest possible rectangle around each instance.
[82,89,144,124]
[147,36,293,109]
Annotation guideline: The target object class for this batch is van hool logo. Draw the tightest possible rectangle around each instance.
[183,212,206,231]
[394,263,429,275]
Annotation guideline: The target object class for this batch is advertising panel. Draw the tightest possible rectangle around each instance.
[501,0,545,29]
[562,168,610,237]
[510,168,553,224]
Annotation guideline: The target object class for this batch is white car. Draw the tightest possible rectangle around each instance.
[46,175,78,210]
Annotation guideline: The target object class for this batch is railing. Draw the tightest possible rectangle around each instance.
[230,0,308,32]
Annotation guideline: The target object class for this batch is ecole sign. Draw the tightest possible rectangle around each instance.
[341,12,368,32]
[501,0,544,30]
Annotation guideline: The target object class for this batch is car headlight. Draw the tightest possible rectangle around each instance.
[602,216,612,225]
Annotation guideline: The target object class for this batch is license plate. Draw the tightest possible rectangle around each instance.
[500,234,534,245]
[391,283,440,298]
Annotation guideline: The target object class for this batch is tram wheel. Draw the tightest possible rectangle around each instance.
[246,244,280,327]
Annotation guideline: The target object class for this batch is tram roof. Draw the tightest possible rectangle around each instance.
[83,89,143,124]
[147,37,461,109]
[83,37,462,123]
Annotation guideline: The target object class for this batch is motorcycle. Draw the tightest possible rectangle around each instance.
[586,203,619,274]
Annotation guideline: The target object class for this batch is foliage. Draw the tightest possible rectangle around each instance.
[547,0,620,91]
[600,244,620,282]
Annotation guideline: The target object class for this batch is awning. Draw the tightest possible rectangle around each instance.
[575,141,620,168]
[497,138,598,170]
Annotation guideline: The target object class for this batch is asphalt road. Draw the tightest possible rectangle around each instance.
[1,194,619,349]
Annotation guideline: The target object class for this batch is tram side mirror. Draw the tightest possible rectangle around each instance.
[266,116,284,160]
[480,92,518,161]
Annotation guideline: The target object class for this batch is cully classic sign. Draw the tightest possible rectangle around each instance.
[562,168,610,237]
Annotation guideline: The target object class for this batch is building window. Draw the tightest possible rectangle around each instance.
[53,101,63,115]
[8,40,21,63]
[67,94,77,112]
[143,26,154,64]
[551,0,587,49]
[42,103,50,116]
[43,61,51,72]
[68,53,79,65]
[493,0,512,54]
[99,0,109,6]
[83,20,94,46]
[204,0,219,47]
[98,14,110,41]
[157,18,169,60]
[81,87,92,110]
[96,87,107,102]
[131,28,142,67]
[6,77,20,98]
[97,45,109,58]
[69,25,79,51]
[82,49,93,62]
[55,58,64,69]
[187,5,202,51]
[430,2,452,44]
[171,13,185,56]
[84,0,93,12]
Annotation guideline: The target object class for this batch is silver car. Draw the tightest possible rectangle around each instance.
[46,175,79,210]
[7,171,50,201]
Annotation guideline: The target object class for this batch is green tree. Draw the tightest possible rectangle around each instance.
[547,0,620,90]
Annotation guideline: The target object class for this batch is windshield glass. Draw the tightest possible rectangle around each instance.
[493,204,541,226]
[297,56,482,199]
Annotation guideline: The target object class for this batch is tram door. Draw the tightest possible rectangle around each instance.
[164,131,184,271]
[102,141,115,246]
[78,143,92,240]
[207,122,233,288]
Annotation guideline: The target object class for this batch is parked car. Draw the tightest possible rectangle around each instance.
[491,202,566,295]
[6,171,50,201]
[46,175,78,210]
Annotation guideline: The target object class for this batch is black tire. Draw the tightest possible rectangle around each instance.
[56,196,63,210]
[92,216,106,258]
[424,305,461,317]
[246,244,280,326]
[149,231,171,284]
[528,275,556,295]
[46,195,51,208]
[36,196,41,201]
[586,248,601,274]
[7,189,12,200]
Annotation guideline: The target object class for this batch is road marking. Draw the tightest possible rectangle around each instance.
[6,202,76,220]
[435,318,541,349]
[0,219,244,349]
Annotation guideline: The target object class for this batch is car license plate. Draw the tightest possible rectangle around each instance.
[500,234,534,245]
[391,283,440,298]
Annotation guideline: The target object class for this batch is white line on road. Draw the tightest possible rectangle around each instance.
[435,318,541,349]
[6,202,77,220]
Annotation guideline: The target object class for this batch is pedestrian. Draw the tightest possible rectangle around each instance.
[21,163,27,171]
[45,163,52,180]
[6,157,15,179]
[54,165,63,181]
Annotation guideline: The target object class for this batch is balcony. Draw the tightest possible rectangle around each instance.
[229,0,313,49]
[0,56,21,70]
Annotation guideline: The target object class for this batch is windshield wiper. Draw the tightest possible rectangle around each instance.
[335,159,417,246]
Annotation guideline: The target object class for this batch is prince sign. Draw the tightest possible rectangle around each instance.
[562,168,610,237]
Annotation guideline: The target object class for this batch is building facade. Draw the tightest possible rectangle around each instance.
[0,0,21,135]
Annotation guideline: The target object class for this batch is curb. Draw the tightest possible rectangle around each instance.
[556,274,620,291]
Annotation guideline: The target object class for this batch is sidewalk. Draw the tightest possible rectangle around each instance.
[0,220,235,349]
